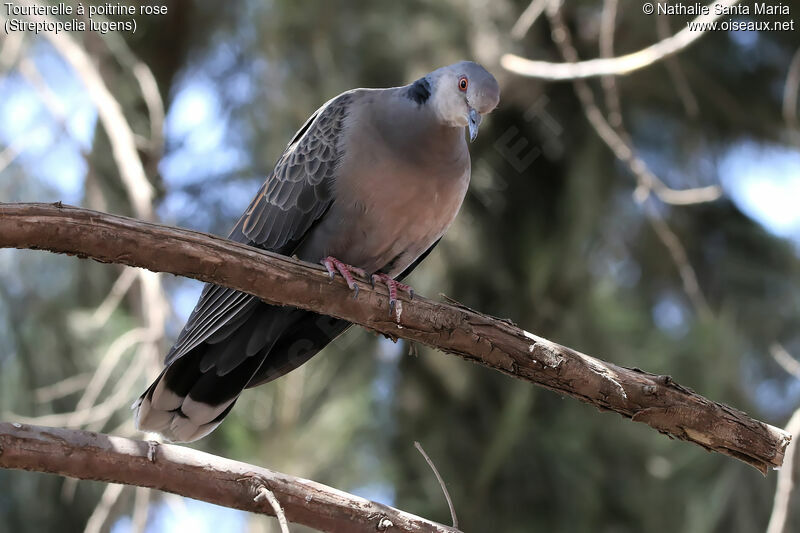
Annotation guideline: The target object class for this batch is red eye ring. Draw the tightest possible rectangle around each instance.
[458,76,468,91]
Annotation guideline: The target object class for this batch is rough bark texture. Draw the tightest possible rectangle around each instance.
[0,422,457,533]
[0,202,791,473]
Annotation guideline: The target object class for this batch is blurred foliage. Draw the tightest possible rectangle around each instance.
[1,0,800,532]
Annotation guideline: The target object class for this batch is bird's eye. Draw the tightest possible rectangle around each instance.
[458,76,468,91]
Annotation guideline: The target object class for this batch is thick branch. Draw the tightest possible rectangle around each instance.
[0,422,457,533]
[0,202,791,473]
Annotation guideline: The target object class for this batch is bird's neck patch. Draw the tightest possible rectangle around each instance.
[405,77,431,105]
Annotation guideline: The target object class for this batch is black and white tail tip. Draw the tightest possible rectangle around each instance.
[133,372,238,443]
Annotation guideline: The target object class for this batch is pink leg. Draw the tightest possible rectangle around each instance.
[321,256,367,298]
[371,273,414,314]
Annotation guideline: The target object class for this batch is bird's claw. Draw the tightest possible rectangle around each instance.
[371,273,414,316]
[321,258,415,311]
[322,256,367,298]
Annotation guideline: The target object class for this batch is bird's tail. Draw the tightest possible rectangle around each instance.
[134,347,266,442]
[134,303,350,442]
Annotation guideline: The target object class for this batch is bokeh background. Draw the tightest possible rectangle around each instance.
[1,1,800,532]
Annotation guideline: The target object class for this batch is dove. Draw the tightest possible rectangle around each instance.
[135,61,500,442]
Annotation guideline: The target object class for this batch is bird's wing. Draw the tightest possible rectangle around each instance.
[229,92,351,250]
[164,92,353,366]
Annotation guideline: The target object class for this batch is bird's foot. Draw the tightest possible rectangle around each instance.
[321,256,367,298]
[371,273,414,316]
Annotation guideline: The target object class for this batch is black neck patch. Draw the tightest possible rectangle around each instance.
[405,77,431,105]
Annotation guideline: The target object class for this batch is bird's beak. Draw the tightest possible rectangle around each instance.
[468,107,482,142]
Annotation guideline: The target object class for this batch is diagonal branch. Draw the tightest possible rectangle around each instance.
[510,0,548,39]
[0,202,791,473]
[568,1,711,317]
[0,422,458,533]
[415,441,458,529]
[4,0,155,220]
[536,1,722,207]
[771,343,800,381]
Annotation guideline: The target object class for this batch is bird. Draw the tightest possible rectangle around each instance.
[134,61,500,442]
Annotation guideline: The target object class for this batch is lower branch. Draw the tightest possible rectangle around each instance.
[0,202,791,473]
[0,422,457,533]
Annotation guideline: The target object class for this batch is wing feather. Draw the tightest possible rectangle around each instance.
[163,92,353,367]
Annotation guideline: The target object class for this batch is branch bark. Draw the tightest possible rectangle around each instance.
[0,422,458,533]
[0,202,791,473]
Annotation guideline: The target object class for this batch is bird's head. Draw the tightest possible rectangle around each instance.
[426,61,500,142]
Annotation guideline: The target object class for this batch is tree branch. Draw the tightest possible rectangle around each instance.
[6,0,155,220]
[0,202,791,473]
[0,422,458,533]
[767,408,800,533]
[501,0,740,80]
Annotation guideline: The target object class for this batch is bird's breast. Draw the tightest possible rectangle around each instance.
[295,133,469,277]
[333,145,469,275]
